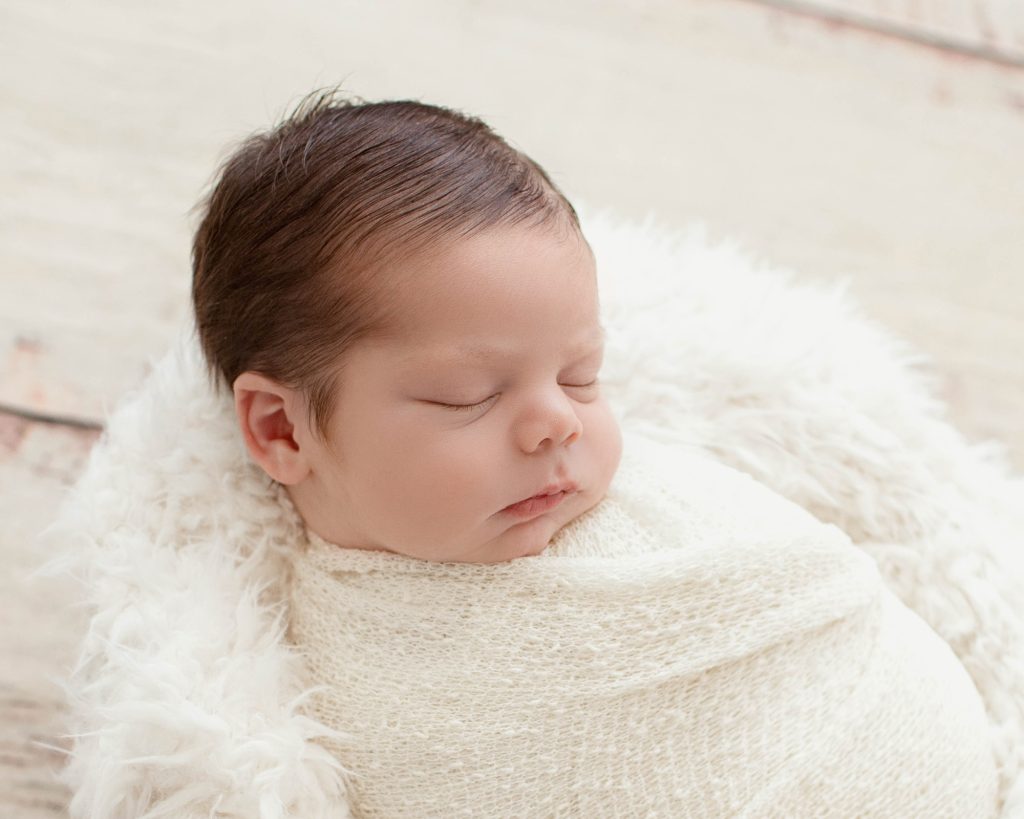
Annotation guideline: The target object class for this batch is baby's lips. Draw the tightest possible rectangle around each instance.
[503,479,578,510]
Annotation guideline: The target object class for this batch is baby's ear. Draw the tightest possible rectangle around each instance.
[232,371,312,485]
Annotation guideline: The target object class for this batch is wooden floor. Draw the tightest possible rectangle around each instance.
[2,0,1022,814]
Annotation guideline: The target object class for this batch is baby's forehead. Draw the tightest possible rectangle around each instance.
[354,226,601,353]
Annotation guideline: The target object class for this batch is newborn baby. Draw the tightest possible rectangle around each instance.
[189,89,998,817]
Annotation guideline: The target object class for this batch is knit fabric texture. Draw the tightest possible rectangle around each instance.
[287,431,998,818]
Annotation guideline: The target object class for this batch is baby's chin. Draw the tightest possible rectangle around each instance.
[478,520,557,563]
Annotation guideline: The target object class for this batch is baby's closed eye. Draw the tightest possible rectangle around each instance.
[431,379,600,412]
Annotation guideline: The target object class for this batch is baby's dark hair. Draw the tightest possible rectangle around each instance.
[190,85,582,443]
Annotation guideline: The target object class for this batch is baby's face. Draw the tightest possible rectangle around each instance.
[288,222,622,563]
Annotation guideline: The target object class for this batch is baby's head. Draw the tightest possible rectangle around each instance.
[191,88,622,563]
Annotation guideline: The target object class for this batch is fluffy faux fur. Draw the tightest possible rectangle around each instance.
[38,202,1024,817]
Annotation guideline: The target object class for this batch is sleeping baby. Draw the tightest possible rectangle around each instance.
[189,88,999,817]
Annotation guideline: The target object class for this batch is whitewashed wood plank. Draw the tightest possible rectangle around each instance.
[782,0,1024,62]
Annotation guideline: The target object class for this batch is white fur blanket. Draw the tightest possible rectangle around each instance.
[289,431,998,817]
[39,204,1024,817]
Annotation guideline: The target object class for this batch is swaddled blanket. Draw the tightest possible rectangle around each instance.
[288,431,998,818]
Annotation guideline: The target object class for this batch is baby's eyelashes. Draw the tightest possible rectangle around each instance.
[430,380,600,413]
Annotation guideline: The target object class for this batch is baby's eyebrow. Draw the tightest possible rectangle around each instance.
[431,326,605,363]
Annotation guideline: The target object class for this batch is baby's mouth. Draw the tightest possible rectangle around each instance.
[500,488,575,519]
[505,480,579,509]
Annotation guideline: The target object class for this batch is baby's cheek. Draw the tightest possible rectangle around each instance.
[590,405,624,482]
[398,443,485,508]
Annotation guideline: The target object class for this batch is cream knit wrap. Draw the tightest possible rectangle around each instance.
[287,433,998,818]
